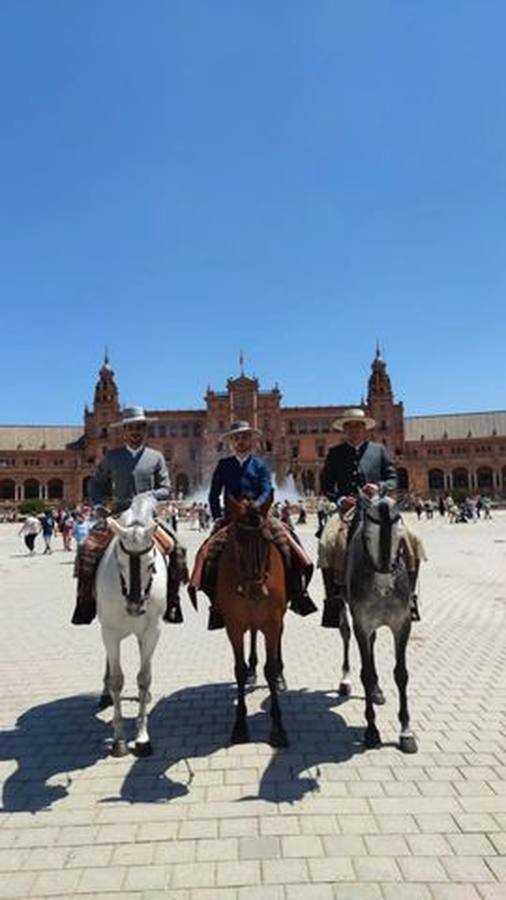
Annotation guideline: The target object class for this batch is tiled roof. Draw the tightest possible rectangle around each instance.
[405,411,506,442]
[0,426,83,451]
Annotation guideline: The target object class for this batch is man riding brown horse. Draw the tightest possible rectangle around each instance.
[72,406,187,626]
[318,408,426,627]
[189,420,316,629]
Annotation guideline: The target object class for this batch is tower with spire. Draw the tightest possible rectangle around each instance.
[365,345,404,454]
[83,353,121,460]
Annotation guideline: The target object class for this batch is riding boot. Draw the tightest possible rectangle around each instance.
[163,549,186,624]
[408,562,421,622]
[71,575,97,625]
[287,565,317,616]
[320,568,343,629]
[198,561,225,630]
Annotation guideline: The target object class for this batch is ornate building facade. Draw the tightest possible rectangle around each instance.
[1,352,505,507]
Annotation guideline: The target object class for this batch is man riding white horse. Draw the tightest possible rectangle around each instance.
[189,420,316,629]
[318,408,426,627]
[72,406,187,626]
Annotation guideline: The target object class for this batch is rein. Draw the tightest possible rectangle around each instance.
[116,539,156,610]
[361,502,401,574]
[231,518,270,601]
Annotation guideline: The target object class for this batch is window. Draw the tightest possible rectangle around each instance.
[158,424,166,438]
[290,442,299,459]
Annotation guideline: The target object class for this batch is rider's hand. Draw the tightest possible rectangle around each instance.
[363,483,379,498]
[340,495,356,513]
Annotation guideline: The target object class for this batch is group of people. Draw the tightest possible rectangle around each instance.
[413,494,492,522]
[18,507,93,555]
[71,404,425,630]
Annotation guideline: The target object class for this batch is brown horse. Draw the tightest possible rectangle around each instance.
[217,497,288,747]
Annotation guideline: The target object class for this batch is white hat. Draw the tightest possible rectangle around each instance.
[331,408,376,431]
[223,420,262,438]
[111,406,157,428]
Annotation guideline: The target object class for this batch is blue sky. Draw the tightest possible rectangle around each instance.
[1,1,505,424]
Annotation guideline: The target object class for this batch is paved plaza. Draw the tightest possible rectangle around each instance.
[1,512,506,900]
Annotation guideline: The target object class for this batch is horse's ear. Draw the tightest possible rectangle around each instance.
[107,517,127,536]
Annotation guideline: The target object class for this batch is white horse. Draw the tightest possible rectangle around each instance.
[97,495,166,757]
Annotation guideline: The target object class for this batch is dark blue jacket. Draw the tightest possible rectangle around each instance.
[321,441,398,501]
[208,455,273,520]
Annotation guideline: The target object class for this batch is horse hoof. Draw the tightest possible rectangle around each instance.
[364,727,381,749]
[372,686,386,706]
[400,734,418,754]
[134,740,153,758]
[98,693,113,711]
[230,725,250,745]
[276,674,288,693]
[339,681,351,697]
[111,739,128,758]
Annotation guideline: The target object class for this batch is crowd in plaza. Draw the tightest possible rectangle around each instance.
[412,493,493,522]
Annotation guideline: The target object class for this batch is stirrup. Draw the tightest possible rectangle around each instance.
[71,597,96,625]
[164,599,183,624]
[290,591,317,617]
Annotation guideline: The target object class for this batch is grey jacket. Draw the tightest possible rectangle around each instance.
[89,446,170,513]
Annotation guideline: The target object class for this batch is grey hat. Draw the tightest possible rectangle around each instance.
[332,407,376,431]
[223,420,262,439]
[112,406,157,428]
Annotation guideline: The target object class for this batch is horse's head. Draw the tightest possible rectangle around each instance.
[228,496,270,530]
[107,496,158,615]
[357,491,402,574]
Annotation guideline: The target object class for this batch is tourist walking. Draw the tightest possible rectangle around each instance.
[18,515,41,555]
[40,510,55,554]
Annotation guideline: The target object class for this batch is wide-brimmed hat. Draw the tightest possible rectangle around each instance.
[331,408,376,431]
[223,420,262,439]
[112,406,157,428]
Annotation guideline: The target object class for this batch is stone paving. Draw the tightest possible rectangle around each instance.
[1,511,506,899]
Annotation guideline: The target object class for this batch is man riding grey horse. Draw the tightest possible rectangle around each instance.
[318,407,425,627]
[72,406,187,626]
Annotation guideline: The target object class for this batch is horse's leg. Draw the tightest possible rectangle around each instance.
[264,624,288,748]
[394,621,417,754]
[246,629,258,687]
[229,627,249,744]
[101,627,128,757]
[275,630,287,692]
[338,604,352,697]
[133,625,161,757]
[98,658,113,711]
[354,623,381,749]
[370,631,386,706]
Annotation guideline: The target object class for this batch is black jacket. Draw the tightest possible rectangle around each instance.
[320,441,398,501]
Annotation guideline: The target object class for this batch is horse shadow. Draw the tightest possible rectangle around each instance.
[107,683,365,806]
[0,695,109,813]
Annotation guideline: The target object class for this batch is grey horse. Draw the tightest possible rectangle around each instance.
[345,491,418,754]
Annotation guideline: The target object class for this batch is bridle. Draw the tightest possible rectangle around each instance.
[360,499,401,575]
[116,532,156,613]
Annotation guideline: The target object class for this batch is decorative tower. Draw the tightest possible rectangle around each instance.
[367,342,393,405]
[83,354,121,460]
[365,345,404,454]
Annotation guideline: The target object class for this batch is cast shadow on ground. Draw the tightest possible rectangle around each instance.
[0,695,109,813]
[105,682,366,806]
